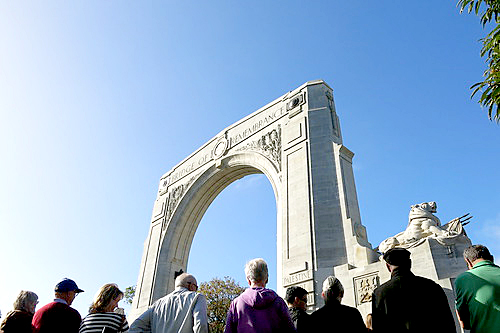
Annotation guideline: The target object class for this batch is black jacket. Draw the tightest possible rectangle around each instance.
[371,267,456,333]
[288,307,310,332]
[309,301,366,333]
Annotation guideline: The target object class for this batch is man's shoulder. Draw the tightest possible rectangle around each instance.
[289,307,308,318]
[413,274,440,286]
[174,289,205,300]
[310,305,327,319]
[472,261,500,276]
[68,306,81,318]
[456,261,500,286]
[373,278,394,296]
[193,291,207,305]
[33,302,81,327]
[39,301,58,308]
[311,304,360,319]
[154,289,206,308]
[377,273,438,287]
[455,269,475,286]
[339,304,362,317]
[35,302,62,314]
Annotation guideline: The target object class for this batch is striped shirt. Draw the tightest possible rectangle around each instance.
[79,312,129,333]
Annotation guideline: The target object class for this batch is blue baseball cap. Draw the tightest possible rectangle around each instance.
[54,278,84,293]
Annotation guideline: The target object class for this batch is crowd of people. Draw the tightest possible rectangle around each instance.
[1,244,498,333]
[0,279,128,333]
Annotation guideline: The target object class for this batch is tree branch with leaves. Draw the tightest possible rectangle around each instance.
[124,285,136,305]
[199,277,246,333]
[459,0,500,122]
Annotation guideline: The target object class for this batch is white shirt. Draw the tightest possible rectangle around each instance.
[53,298,68,305]
[129,287,208,333]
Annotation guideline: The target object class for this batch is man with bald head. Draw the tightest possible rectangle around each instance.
[129,273,208,333]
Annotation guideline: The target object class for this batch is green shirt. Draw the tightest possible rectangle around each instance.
[455,260,500,333]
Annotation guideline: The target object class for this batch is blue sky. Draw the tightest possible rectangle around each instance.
[1,1,499,317]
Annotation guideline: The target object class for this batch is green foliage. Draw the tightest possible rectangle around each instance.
[199,276,246,333]
[124,285,136,305]
[459,0,500,122]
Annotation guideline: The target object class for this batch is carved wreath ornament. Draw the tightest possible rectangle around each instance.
[161,176,196,230]
[235,125,282,171]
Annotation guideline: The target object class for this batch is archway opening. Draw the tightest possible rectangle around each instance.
[187,173,277,290]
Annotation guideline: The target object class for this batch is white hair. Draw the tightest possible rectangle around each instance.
[175,273,197,288]
[322,276,344,304]
[245,258,268,283]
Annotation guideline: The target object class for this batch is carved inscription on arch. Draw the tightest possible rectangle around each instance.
[229,107,286,148]
[235,125,282,171]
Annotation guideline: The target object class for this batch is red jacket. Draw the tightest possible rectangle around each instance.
[32,301,81,333]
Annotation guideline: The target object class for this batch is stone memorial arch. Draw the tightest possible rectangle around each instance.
[129,80,379,320]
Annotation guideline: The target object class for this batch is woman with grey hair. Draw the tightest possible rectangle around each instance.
[0,290,38,333]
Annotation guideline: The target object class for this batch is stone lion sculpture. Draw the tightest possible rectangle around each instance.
[378,201,470,253]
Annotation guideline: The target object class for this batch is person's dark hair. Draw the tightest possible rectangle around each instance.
[285,286,307,304]
[464,244,493,262]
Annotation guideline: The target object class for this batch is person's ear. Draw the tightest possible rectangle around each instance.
[386,263,391,272]
[338,291,344,302]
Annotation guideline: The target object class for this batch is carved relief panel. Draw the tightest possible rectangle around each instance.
[354,273,379,306]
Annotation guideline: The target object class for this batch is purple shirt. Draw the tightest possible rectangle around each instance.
[224,287,296,333]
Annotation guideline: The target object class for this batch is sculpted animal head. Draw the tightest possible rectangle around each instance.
[411,201,437,213]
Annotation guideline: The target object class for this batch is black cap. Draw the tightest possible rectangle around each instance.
[383,248,411,266]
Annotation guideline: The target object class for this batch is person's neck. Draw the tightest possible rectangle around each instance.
[250,282,266,288]
[469,258,488,269]
[325,299,341,307]
[54,298,69,305]
[390,266,412,277]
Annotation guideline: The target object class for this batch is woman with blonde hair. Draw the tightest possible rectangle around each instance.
[0,290,38,333]
[79,283,128,333]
